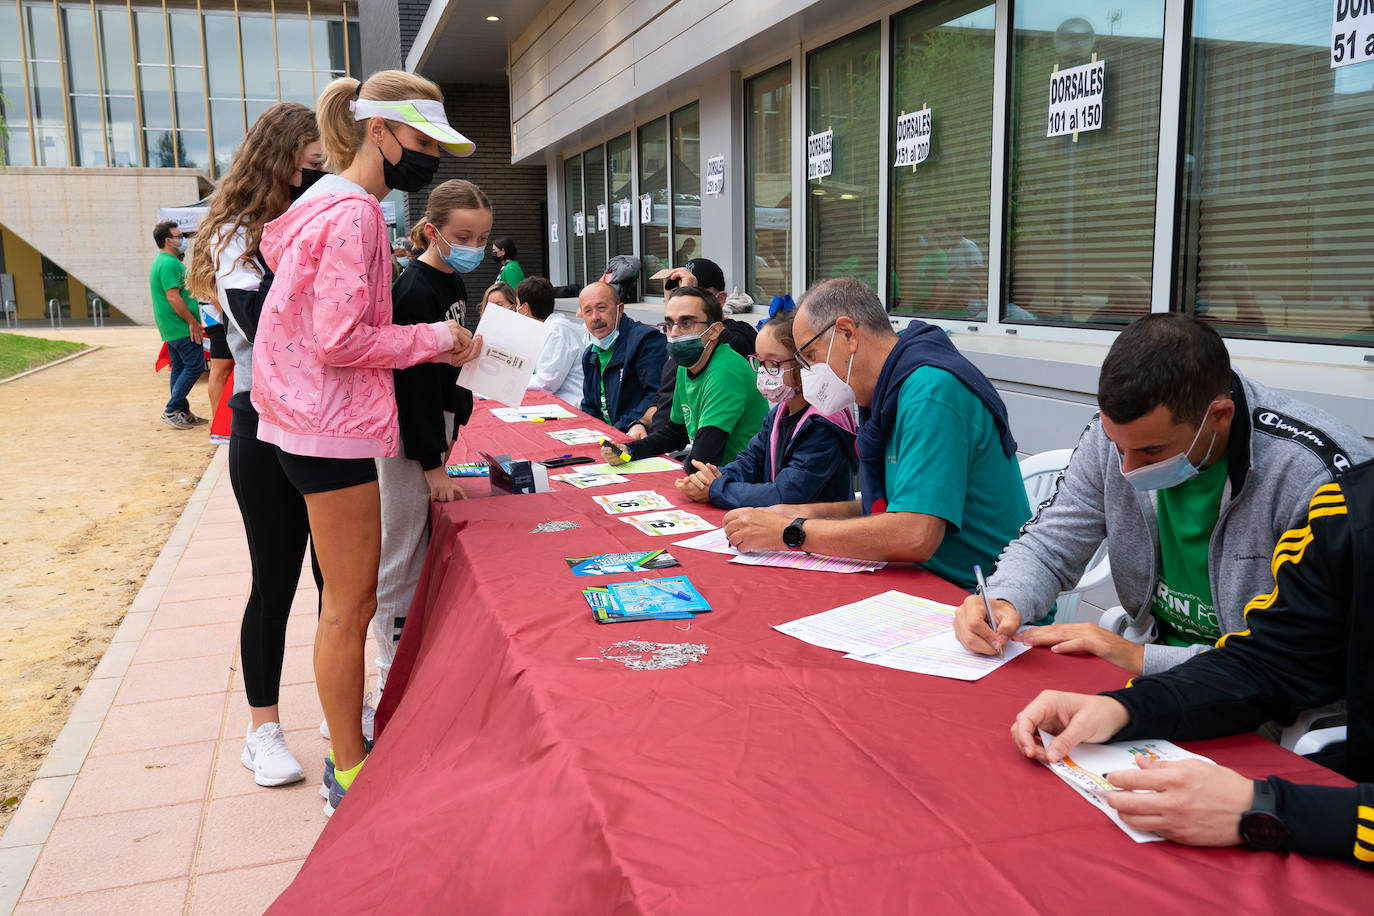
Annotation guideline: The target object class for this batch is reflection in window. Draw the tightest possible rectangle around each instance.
[98,8,138,166]
[807,25,880,290]
[1005,3,1164,326]
[564,154,585,286]
[583,144,607,276]
[26,5,68,165]
[890,2,996,319]
[1,0,34,165]
[606,133,634,262]
[638,117,669,296]
[277,17,314,104]
[1180,0,1374,345]
[670,102,701,272]
[240,16,277,101]
[745,63,791,302]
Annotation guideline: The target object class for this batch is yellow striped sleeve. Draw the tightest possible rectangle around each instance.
[1359,805,1374,824]
[1356,841,1374,863]
[1216,484,1345,650]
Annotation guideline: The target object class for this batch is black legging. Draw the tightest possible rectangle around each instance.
[229,407,323,708]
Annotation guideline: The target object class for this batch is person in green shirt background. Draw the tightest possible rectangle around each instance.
[149,219,206,429]
[491,237,524,288]
[608,286,768,472]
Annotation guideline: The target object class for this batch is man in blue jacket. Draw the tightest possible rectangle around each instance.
[578,282,666,432]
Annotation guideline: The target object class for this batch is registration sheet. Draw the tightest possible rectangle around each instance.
[848,629,1030,681]
[1036,733,1217,843]
[774,590,959,655]
[458,304,549,407]
[582,456,682,475]
[489,405,576,422]
[675,529,887,574]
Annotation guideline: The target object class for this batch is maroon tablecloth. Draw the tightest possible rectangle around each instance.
[273,392,1369,913]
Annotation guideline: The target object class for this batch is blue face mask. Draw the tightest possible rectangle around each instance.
[1118,404,1219,492]
[592,326,619,351]
[177,236,189,253]
[396,257,411,268]
[435,229,484,273]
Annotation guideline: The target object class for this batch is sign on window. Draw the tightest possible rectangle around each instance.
[807,130,833,180]
[1332,1,1374,68]
[893,107,932,167]
[705,156,725,195]
[1047,59,1105,141]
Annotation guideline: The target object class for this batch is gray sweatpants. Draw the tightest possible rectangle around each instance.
[373,412,453,691]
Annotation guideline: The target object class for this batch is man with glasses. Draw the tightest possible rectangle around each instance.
[577,281,666,433]
[627,257,757,441]
[150,219,206,430]
[605,286,767,473]
[953,314,1369,677]
[721,277,1028,590]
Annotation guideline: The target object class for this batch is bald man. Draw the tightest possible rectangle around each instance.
[577,281,667,432]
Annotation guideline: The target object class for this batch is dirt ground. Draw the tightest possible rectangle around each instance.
[0,327,220,831]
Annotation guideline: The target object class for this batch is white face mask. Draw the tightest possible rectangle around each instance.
[799,329,856,415]
[1117,401,1221,492]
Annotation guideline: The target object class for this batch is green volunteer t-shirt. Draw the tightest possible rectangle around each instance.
[669,345,769,465]
[1150,453,1229,646]
[596,340,615,421]
[149,251,193,342]
[883,366,1032,591]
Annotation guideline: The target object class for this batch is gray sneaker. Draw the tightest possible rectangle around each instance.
[177,410,209,426]
[161,410,194,429]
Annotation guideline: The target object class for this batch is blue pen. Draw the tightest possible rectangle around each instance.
[642,578,691,602]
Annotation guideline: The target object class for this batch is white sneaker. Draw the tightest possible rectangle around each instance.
[241,722,305,787]
[319,691,376,742]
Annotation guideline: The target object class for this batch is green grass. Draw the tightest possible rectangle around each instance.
[0,332,88,379]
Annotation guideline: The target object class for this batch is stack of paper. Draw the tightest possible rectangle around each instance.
[489,405,576,422]
[581,456,682,475]
[584,576,711,623]
[546,427,605,445]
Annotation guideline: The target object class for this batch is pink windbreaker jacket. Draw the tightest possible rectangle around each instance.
[250,181,454,459]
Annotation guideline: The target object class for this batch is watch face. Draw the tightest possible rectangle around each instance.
[1240,812,1286,851]
[783,520,804,549]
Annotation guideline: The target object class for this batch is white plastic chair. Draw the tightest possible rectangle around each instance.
[1018,449,1113,622]
[1279,703,1347,758]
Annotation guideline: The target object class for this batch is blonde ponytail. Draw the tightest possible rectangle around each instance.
[316,70,445,171]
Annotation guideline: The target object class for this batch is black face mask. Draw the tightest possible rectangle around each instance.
[379,124,440,192]
[288,167,328,201]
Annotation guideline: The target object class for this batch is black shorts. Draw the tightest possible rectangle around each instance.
[273,446,379,495]
[204,323,231,360]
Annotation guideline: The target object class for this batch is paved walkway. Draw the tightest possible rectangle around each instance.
[0,447,331,914]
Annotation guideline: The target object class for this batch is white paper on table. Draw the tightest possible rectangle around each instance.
[546,427,604,445]
[490,404,576,422]
[581,456,682,475]
[673,529,886,573]
[457,305,549,407]
[1036,732,1216,843]
[591,490,673,515]
[672,528,738,555]
[550,471,628,488]
[849,629,1030,681]
[619,509,716,536]
[774,590,958,656]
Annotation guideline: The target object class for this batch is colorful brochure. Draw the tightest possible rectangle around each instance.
[619,509,716,536]
[446,462,491,477]
[606,577,710,617]
[591,490,674,515]
[565,550,680,577]
[582,456,682,475]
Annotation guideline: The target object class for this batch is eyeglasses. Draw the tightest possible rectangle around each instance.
[793,320,838,369]
[657,317,705,334]
[749,355,796,377]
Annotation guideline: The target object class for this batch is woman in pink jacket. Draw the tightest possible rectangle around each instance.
[251,70,481,816]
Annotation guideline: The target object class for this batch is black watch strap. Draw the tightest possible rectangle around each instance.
[1239,778,1288,852]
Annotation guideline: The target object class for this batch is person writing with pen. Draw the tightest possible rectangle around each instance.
[720,278,1029,590]
[601,286,767,474]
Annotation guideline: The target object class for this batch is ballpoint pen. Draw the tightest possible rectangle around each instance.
[642,578,691,601]
[973,564,1003,659]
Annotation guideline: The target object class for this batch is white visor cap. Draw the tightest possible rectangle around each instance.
[351,97,475,157]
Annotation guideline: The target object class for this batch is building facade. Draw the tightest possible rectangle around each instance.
[0,0,361,324]
[401,0,1372,463]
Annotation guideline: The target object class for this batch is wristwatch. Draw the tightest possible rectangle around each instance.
[782,517,807,551]
[1239,778,1287,852]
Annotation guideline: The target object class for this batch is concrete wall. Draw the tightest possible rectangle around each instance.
[0,168,209,326]
[359,0,404,73]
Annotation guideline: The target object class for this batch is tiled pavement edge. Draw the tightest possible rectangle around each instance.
[0,446,333,915]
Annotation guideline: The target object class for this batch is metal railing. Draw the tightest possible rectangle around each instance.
[90,298,105,328]
[2,299,15,330]
[48,299,63,329]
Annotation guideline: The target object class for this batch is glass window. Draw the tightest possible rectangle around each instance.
[638,116,669,296]
[173,68,206,131]
[204,13,241,98]
[98,9,135,95]
[105,95,138,167]
[146,128,176,166]
[563,154,585,285]
[1178,0,1374,345]
[807,25,881,290]
[278,67,315,106]
[745,63,792,302]
[670,101,701,270]
[69,94,105,167]
[347,21,361,77]
[211,99,243,175]
[178,128,208,172]
[606,132,634,261]
[1,0,34,166]
[63,7,100,94]
[240,16,276,100]
[245,98,275,130]
[167,11,198,65]
[30,60,68,165]
[1005,2,1165,326]
[890,2,996,319]
[133,9,166,65]
[277,17,313,104]
[25,4,60,61]
[583,143,607,276]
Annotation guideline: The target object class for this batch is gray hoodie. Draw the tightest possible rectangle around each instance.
[987,372,1371,675]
